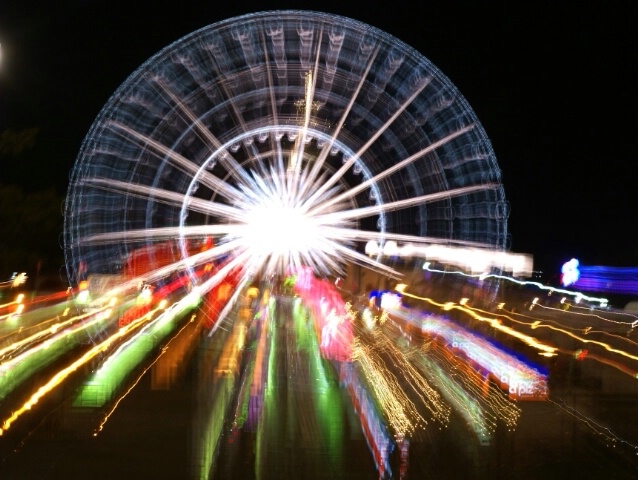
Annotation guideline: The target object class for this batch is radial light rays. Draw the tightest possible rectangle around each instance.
[83,145,495,280]
[65,11,507,291]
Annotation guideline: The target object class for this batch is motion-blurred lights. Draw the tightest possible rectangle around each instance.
[12,273,27,288]
[561,258,580,287]
[76,290,90,304]
[362,308,376,330]
[390,244,533,276]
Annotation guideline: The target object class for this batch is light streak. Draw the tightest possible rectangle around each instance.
[388,306,548,400]
[531,321,638,363]
[309,126,473,216]
[422,262,609,307]
[0,310,155,435]
[401,290,557,356]
[0,309,110,369]
[549,396,638,452]
[363,323,451,425]
[482,300,638,346]
[474,304,638,378]
[294,269,353,361]
[0,303,115,361]
[0,309,116,402]
[94,301,172,374]
[352,338,425,437]
[411,343,496,442]
[571,263,638,295]
[0,294,24,310]
[341,361,394,477]
[93,314,196,435]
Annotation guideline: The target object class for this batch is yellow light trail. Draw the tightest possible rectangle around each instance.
[0,294,24,310]
[0,303,165,435]
[0,312,109,370]
[467,304,638,375]
[0,303,116,361]
[93,314,197,436]
[352,338,425,437]
[363,323,450,425]
[534,301,637,328]
[400,291,557,356]
[0,303,76,343]
[531,323,638,363]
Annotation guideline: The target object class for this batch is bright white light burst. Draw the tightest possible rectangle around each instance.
[67,11,508,313]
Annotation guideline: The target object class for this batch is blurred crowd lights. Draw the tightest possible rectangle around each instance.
[365,241,533,277]
[1,272,28,290]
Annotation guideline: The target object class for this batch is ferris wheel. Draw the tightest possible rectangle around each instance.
[64,10,507,290]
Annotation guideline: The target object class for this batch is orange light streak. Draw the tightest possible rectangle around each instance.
[400,291,557,355]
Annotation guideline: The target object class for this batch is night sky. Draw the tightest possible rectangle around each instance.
[0,0,635,279]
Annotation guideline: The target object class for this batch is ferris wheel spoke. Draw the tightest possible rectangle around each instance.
[78,225,242,245]
[309,125,476,216]
[317,183,498,223]
[299,46,380,200]
[320,226,490,248]
[301,77,430,211]
[150,77,257,190]
[106,121,249,204]
[327,241,403,279]
[86,178,246,221]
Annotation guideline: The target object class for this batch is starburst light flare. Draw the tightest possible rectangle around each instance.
[64,10,508,294]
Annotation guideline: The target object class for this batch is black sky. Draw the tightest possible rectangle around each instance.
[0,0,636,277]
